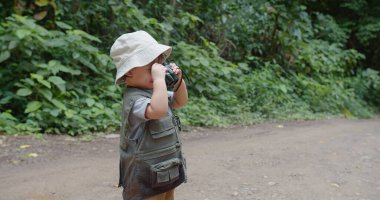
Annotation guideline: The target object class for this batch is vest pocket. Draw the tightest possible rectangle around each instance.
[150,126,176,139]
[148,116,177,139]
[150,158,181,188]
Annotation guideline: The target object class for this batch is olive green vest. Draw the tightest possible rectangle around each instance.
[119,87,186,200]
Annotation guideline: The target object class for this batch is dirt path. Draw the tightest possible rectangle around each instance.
[1,118,380,200]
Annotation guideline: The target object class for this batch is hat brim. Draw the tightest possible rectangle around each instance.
[115,43,172,84]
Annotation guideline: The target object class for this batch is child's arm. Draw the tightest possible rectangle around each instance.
[145,63,168,119]
[171,64,188,109]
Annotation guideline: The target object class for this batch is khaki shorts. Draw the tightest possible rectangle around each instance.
[144,189,174,200]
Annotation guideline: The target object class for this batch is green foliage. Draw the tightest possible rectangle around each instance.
[293,40,364,75]
[0,15,120,135]
[313,13,348,45]
[347,68,380,106]
[1,0,380,134]
[309,0,380,70]
[55,0,167,51]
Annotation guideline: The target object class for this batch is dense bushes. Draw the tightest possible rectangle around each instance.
[0,15,120,134]
[0,0,379,134]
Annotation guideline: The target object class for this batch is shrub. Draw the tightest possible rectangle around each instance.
[0,15,120,135]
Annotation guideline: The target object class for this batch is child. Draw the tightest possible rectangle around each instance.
[110,31,188,200]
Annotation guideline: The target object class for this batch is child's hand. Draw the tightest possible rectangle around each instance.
[151,63,166,81]
[169,63,182,80]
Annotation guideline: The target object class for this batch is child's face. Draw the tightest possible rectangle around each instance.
[125,56,163,89]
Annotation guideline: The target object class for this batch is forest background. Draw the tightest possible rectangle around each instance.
[0,0,379,135]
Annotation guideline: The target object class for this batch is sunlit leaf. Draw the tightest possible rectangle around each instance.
[56,21,72,30]
[48,76,66,91]
[8,41,18,50]
[50,99,66,110]
[39,88,53,100]
[86,98,95,107]
[71,30,101,42]
[78,57,98,72]
[0,51,10,63]
[279,85,287,93]
[199,58,210,67]
[45,38,67,47]
[35,0,49,6]
[31,73,51,88]
[15,29,31,39]
[49,109,60,117]
[16,88,32,96]
[25,101,42,113]
[64,109,75,118]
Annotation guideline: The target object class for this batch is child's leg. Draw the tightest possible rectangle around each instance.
[144,189,174,200]
[144,192,165,200]
[164,189,174,200]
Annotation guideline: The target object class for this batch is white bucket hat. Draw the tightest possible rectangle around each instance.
[110,31,172,84]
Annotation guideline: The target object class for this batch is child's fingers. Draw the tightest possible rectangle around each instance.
[170,63,178,69]
[170,63,181,74]
[169,63,182,80]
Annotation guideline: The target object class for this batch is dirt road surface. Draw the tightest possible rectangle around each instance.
[1,118,379,200]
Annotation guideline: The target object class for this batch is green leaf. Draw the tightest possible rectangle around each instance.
[22,78,36,86]
[190,60,199,66]
[39,88,53,100]
[49,109,60,117]
[0,51,10,63]
[199,58,210,67]
[64,109,75,118]
[48,76,66,91]
[72,52,80,59]
[15,15,36,29]
[42,60,79,75]
[31,73,51,88]
[0,95,13,105]
[71,30,101,42]
[35,0,49,6]
[16,88,32,96]
[45,38,67,47]
[237,62,249,71]
[80,43,98,52]
[15,29,31,39]
[195,84,204,93]
[86,98,95,106]
[279,85,287,93]
[25,101,42,113]
[95,102,104,109]
[38,79,51,88]
[8,41,18,50]
[24,49,32,56]
[0,112,17,121]
[78,57,98,72]
[97,54,110,66]
[56,21,72,30]
[31,73,43,80]
[50,99,66,110]
[91,107,104,116]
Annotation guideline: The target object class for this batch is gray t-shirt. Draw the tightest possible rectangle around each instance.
[127,91,174,141]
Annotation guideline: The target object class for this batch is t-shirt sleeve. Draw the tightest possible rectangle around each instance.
[131,97,151,121]
[131,92,173,121]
